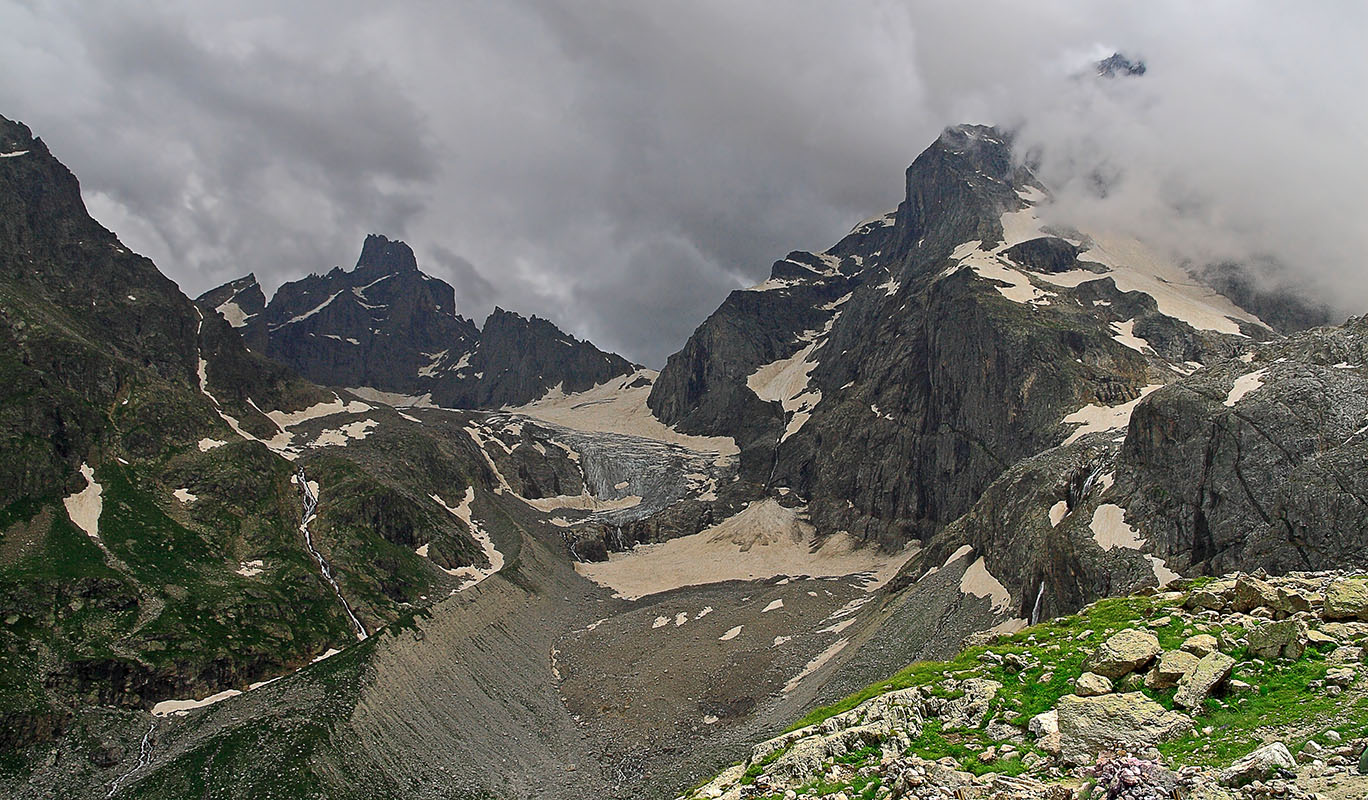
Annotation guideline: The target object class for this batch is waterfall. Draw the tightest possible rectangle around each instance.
[106,718,157,798]
[1030,580,1047,626]
[1080,464,1104,499]
[297,467,367,640]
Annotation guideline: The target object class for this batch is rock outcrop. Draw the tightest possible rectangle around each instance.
[199,236,636,409]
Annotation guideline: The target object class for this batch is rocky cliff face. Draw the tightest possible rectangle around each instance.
[200,237,635,409]
[651,124,1277,552]
[206,235,481,395]
[894,316,1368,628]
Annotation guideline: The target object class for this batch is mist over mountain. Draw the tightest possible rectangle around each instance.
[2,2,1363,365]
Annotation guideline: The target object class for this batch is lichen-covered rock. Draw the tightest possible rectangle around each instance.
[1174,652,1235,710]
[1247,618,1308,660]
[1146,650,1201,690]
[1086,629,1162,679]
[1028,709,1060,754]
[1274,586,1315,614]
[1232,575,1280,612]
[1055,692,1194,765]
[1076,671,1114,696]
[1325,666,1356,687]
[1218,741,1295,788]
[1181,634,1219,657]
[1186,581,1237,611]
[1325,578,1368,620]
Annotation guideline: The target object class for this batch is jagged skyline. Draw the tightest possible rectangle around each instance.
[1,1,1364,366]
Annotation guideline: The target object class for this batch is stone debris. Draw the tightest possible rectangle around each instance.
[1219,741,1295,788]
[1145,649,1200,690]
[1075,671,1114,697]
[683,571,1368,800]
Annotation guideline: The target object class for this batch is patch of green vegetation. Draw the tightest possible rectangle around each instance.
[1157,645,1350,767]
[905,720,1031,777]
[740,744,788,786]
[0,457,356,727]
[119,636,379,800]
[790,594,1164,733]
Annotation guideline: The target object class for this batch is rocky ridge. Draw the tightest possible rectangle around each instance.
[199,235,636,409]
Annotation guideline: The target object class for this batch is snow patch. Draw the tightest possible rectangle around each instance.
[235,559,264,577]
[1224,369,1267,407]
[960,556,1012,614]
[718,625,744,641]
[762,598,784,613]
[267,396,372,429]
[151,689,242,718]
[1049,500,1069,527]
[783,637,848,692]
[173,488,197,503]
[310,418,378,448]
[276,292,342,327]
[430,487,505,590]
[345,387,436,408]
[507,369,738,456]
[215,300,250,328]
[576,499,917,600]
[197,438,227,452]
[63,464,103,541]
[1110,319,1154,354]
[521,491,643,513]
[1090,504,1145,550]
[1060,385,1163,445]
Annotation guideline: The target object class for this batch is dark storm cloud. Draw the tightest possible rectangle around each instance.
[1,1,1363,365]
[429,245,496,322]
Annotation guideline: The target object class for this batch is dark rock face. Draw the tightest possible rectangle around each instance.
[1001,237,1085,274]
[433,307,637,408]
[650,124,1267,551]
[196,273,265,335]
[206,234,481,395]
[897,317,1368,626]
[1116,318,1368,576]
[200,237,634,408]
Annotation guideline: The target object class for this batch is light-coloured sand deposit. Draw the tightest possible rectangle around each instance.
[575,499,918,600]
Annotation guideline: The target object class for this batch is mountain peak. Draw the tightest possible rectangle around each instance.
[1096,52,1147,78]
[356,233,418,274]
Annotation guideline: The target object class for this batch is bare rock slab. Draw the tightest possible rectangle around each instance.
[1085,629,1161,679]
[1056,692,1193,765]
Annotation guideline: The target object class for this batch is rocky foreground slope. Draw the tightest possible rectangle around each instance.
[689,572,1368,800]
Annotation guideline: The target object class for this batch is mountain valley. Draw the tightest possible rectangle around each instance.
[1,88,1366,800]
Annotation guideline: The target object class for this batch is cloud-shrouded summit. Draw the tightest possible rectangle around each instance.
[1,1,1363,365]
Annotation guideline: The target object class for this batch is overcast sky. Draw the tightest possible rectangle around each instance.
[3,1,1365,365]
